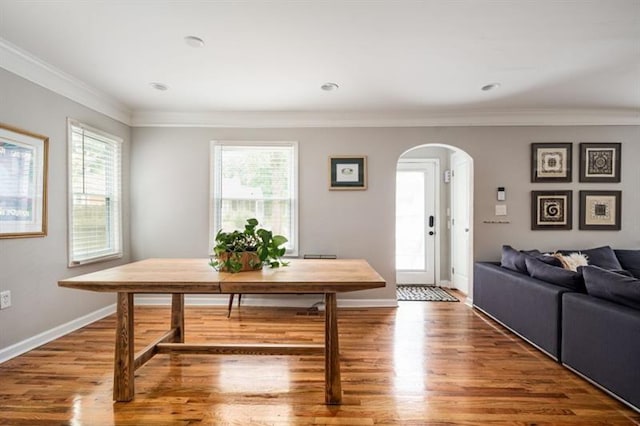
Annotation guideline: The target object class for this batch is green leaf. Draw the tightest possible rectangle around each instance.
[272,235,288,247]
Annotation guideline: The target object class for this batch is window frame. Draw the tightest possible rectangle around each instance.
[209,140,299,257]
[67,118,123,267]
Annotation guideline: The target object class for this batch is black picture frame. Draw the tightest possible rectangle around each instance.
[579,143,621,183]
[329,156,367,190]
[579,190,621,230]
[531,143,572,182]
[531,190,572,230]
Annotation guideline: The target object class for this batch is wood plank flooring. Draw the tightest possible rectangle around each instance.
[1,300,639,425]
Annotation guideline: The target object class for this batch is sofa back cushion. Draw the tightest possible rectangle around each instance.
[582,265,640,310]
[501,245,561,274]
[524,256,585,291]
[559,246,622,270]
[614,249,640,279]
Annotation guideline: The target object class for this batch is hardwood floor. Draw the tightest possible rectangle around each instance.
[1,300,639,425]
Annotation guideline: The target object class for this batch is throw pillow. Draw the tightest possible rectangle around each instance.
[500,245,530,273]
[559,246,622,270]
[524,257,585,291]
[614,249,640,279]
[582,265,640,310]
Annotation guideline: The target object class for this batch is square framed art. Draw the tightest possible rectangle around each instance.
[531,143,572,182]
[579,143,621,182]
[579,190,621,230]
[531,190,572,230]
[329,156,367,190]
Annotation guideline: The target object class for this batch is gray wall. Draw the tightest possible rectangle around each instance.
[0,69,131,350]
[131,125,640,303]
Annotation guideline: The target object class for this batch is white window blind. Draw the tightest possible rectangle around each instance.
[68,120,122,265]
[211,141,298,255]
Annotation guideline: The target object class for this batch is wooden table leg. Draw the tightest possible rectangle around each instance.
[324,292,342,404]
[171,294,185,343]
[113,292,134,402]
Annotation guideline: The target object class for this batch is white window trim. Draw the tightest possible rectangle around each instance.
[209,140,299,257]
[67,118,123,267]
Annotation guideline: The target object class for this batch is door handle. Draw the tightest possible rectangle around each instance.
[429,215,434,227]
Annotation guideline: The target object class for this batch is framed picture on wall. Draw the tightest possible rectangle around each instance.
[531,190,572,230]
[579,143,621,182]
[579,190,621,230]
[531,143,572,182]
[329,156,367,190]
[0,123,49,239]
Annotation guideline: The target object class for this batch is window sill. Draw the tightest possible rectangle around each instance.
[68,252,123,268]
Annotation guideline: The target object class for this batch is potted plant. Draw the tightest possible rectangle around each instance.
[210,218,289,273]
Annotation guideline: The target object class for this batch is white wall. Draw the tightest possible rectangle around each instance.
[131,125,640,303]
[0,69,131,351]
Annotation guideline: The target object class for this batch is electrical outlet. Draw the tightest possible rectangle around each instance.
[0,291,11,310]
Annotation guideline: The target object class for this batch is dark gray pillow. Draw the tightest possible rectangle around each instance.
[614,249,640,279]
[501,245,560,273]
[559,246,622,270]
[583,265,640,310]
[501,246,545,273]
[524,257,585,291]
[501,245,528,273]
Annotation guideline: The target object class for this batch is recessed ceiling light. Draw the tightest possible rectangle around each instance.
[184,36,205,48]
[150,82,168,91]
[481,83,501,91]
[321,82,339,92]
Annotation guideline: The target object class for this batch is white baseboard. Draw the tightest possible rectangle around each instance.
[0,304,116,364]
[135,295,398,308]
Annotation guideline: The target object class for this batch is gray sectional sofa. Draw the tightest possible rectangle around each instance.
[473,246,640,412]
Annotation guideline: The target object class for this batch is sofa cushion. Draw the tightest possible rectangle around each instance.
[582,265,640,310]
[559,246,622,270]
[501,245,561,273]
[614,249,640,279]
[501,245,530,273]
[524,257,585,291]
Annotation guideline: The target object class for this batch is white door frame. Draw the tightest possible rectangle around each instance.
[395,158,440,286]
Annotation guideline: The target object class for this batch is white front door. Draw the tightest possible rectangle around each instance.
[396,160,437,285]
[451,153,471,294]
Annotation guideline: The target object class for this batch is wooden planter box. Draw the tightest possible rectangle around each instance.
[216,251,262,272]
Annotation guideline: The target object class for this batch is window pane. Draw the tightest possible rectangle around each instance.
[213,142,297,254]
[69,122,122,264]
[396,171,425,270]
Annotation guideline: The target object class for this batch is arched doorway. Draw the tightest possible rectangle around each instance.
[395,144,474,299]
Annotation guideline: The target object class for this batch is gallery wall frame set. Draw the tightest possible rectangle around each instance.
[329,155,367,190]
[579,190,621,230]
[531,143,572,182]
[531,190,573,230]
[579,143,621,183]
[0,123,49,239]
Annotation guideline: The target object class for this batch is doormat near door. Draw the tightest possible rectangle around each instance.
[396,285,458,302]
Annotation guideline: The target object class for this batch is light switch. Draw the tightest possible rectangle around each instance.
[495,205,507,216]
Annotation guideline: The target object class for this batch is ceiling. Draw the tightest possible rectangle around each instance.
[1,1,639,126]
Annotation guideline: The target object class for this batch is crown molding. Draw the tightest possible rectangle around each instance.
[0,38,131,125]
[131,108,640,128]
[2,38,637,129]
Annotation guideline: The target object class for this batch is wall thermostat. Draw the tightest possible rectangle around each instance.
[497,187,506,201]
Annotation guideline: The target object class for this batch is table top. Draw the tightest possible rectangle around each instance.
[58,258,386,294]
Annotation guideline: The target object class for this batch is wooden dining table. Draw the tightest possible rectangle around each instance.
[58,258,386,404]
